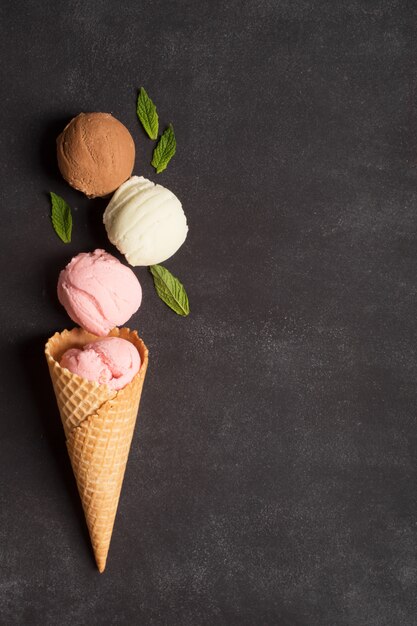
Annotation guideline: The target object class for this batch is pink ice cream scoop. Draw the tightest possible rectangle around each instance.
[58,249,142,336]
[60,337,141,390]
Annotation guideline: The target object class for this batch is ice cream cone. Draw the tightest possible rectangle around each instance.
[45,327,148,572]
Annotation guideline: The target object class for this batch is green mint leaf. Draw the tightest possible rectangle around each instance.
[151,124,176,174]
[149,264,189,316]
[50,192,72,243]
[137,87,159,140]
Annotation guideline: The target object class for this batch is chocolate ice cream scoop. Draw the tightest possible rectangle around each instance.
[56,112,135,198]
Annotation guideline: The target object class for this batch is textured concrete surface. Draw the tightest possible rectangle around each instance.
[1,1,417,624]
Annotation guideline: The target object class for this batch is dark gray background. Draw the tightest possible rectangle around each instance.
[0,1,416,624]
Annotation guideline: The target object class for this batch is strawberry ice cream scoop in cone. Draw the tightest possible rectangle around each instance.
[45,327,148,572]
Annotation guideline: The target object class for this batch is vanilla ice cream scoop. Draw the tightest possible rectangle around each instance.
[103,176,188,266]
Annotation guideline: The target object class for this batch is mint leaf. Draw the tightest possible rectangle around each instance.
[149,264,189,316]
[137,87,159,140]
[50,192,72,243]
[151,124,176,174]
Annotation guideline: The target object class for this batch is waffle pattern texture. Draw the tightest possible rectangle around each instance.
[45,327,149,572]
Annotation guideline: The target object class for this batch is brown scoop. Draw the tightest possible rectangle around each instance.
[56,112,135,198]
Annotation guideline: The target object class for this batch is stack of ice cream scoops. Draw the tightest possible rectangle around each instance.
[45,112,188,572]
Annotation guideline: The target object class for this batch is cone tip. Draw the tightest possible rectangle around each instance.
[96,557,107,573]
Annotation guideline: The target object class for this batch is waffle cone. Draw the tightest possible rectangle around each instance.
[45,327,148,572]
